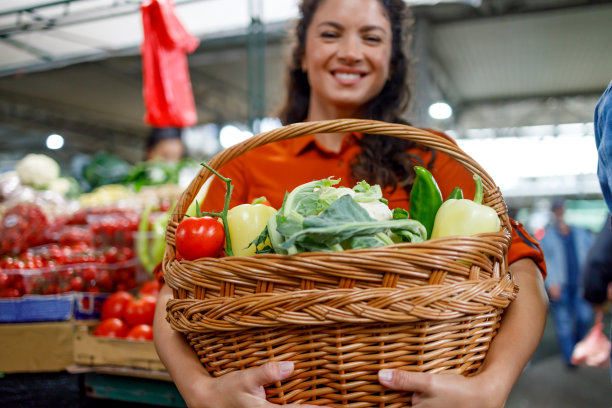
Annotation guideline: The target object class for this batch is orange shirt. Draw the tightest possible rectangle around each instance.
[203,132,546,276]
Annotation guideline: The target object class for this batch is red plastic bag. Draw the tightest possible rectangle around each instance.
[571,312,611,367]
[141,0,199,128]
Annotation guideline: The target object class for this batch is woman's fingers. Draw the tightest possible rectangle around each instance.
[241,361,295,390]
[378,369,433,394]
[223,362,332,407]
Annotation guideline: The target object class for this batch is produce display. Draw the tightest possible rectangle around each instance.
[0,202,50,256]
[0,153,189,301]
[0,243,137,297]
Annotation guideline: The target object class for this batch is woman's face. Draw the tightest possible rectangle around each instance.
[302,0,392,117]
[147,138,184,162]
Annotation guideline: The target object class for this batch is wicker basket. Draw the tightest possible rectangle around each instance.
[163,119,518,407]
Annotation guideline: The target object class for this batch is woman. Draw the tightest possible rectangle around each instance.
[153,1,548,407]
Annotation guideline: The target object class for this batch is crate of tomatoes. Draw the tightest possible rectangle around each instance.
[0,242,139,322]
[74,280,164,371]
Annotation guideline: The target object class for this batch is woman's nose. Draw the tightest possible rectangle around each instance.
[337,36,362,63]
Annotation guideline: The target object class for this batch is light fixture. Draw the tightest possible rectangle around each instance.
[46,133,64,150]
[428,102,453,120]
[257,117,282,133]
[219,124,253,149]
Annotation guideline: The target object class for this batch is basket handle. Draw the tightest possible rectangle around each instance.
[171,119,509,231]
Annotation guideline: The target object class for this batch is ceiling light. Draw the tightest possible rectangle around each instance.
[428,102,453,120]
[46,133,64,150]
[219,124,253,149]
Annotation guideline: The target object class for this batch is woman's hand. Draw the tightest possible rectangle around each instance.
[189,361,328,408]
[377,370,503,408]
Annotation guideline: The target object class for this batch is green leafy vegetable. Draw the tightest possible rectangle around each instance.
[260,178,427,255]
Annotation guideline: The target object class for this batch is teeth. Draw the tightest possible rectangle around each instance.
[334,73,361,80]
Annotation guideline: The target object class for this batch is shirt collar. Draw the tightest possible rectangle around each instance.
[288,132,362,156]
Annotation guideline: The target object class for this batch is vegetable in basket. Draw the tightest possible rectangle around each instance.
[259,178,426,255]
[431,174,501,239]
[175,162,234,259]
[445,186,463,200]
[175,215,225,260]
[227,199,277,256]
[409,166,443,239]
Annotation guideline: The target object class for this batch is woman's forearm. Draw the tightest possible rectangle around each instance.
[153,284,213,407]
[476,258,549,403]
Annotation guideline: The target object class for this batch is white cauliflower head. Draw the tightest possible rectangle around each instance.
[16,153,61,190]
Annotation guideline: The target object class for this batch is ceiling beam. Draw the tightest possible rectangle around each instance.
[0,92,144,162]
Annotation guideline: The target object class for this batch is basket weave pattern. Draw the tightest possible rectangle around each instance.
[163,119,517,407]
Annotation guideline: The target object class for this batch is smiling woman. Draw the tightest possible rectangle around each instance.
[153,1,548,407]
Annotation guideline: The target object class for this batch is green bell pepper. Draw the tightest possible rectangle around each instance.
[409,166,443,239]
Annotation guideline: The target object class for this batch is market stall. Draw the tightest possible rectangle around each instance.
[0,152,199,406]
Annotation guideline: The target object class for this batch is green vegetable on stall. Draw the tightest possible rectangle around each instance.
[409,166,443,239]
[151,202,176,267]
[430,174,501,239]
[137,205,155,274]
[136,202,175,274]
[81,152,132,191]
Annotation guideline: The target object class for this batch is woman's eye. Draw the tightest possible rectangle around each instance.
[364,35,382,43]
[321,31,338,39]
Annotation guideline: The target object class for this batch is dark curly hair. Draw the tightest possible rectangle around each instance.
[277,0,433,193]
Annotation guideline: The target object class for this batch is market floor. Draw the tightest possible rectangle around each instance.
[1,312,611,407]
[505,311,612,408]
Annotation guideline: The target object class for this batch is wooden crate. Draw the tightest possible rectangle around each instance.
[0,321,74,373]
[73,325,166,372]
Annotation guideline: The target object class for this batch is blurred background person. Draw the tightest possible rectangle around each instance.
[145,127,185,162]
[541,198,595,368]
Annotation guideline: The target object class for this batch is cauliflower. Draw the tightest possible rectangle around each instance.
[16,153,60,190]
[48,177,71,196]
[358,200,393,221]
[316,181,393,221]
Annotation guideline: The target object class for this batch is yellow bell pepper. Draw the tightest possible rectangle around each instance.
[431,175,500,239]
[227,203,277,256]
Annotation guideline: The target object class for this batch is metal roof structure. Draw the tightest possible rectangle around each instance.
[0,0,611,174]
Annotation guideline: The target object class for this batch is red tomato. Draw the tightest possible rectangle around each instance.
[175,216,225,260]
[124,295,157,327]
[0,287,21,298]
[69,276,84,292]
[93,317,129,338]
[138,280,161,297]
[125,324,154,341]
[100,291,134,321]
[0,272,8,290]
[81,266,96,283]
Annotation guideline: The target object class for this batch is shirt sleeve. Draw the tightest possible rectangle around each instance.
[508,218,547,279]
[595,80,612,213]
